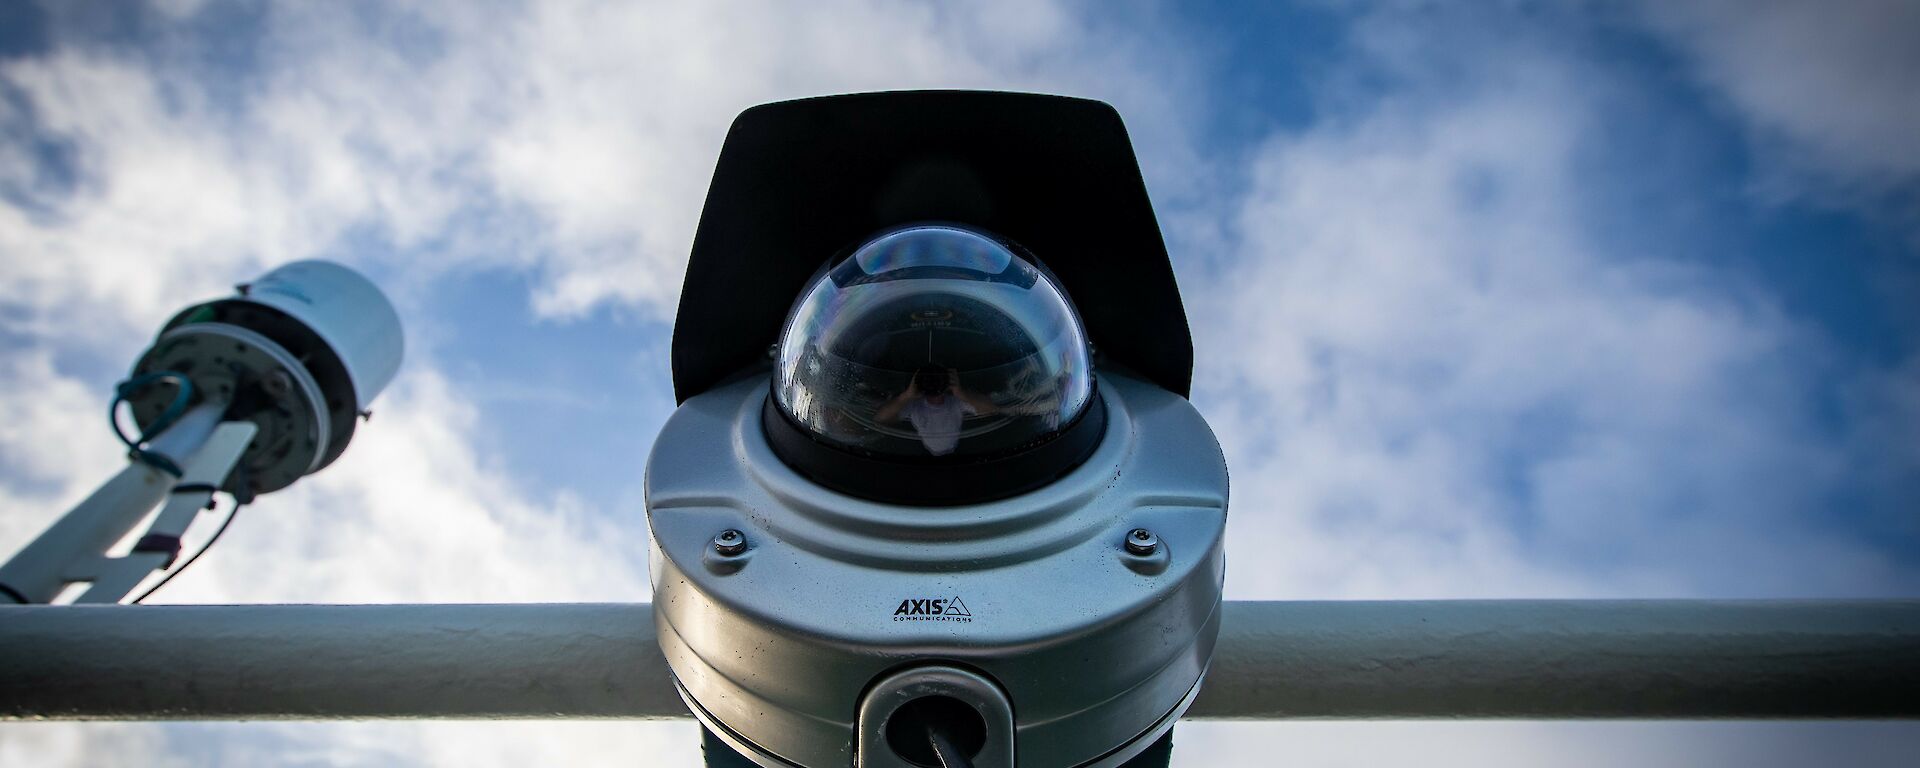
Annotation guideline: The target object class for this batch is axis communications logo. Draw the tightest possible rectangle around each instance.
[892,596,973,623]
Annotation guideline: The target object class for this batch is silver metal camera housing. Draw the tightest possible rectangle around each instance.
[647,369,1227,767]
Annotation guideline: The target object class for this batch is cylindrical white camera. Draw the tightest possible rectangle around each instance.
[126,260,403,496]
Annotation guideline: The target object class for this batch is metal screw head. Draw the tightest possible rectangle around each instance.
[1124,528,1159,556]
[713,529,748,556]
[262,370,293,397]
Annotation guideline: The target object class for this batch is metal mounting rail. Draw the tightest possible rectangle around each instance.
[2,600,1916,721]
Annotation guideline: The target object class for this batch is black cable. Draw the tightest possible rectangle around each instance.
[110,372,193,447]
[927,722,974,768]
[129,500,243,605]
[109,371,196,477]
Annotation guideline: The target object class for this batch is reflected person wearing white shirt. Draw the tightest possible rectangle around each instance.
[873,367,998,456]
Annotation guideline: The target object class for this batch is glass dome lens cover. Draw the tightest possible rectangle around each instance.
[774,226,1094,460]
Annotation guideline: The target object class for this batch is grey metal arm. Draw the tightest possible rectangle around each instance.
[2,600,1915,721]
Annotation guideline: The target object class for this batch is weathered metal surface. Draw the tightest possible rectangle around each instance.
[1188,600,1920,719]
[648,372,1226,767]
[0,603,682,720]
[1,600,1916,721]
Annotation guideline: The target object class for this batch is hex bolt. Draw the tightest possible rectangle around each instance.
[713,529,748,556]
[1124,528,1159,556]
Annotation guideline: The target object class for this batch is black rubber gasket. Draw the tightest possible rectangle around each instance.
[761,387,1106,507]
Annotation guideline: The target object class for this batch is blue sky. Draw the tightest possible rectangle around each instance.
[1,0,1916,765]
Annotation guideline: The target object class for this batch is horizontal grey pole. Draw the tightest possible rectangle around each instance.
[0,603,683,720]
[1188,600,1920,719]
[1,600,1915,721]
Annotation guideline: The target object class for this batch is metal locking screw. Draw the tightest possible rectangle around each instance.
[262,370,293,398]
[713,529,748,556]
[1124,528,1159,556]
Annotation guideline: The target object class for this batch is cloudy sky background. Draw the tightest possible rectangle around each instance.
[1,0,1917,765]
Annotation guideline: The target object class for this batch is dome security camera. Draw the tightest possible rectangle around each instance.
[764,224,1105,505]
[648,92,1226,768]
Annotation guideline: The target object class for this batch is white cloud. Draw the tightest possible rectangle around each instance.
[0,349,124,540]
[145,368,652,604]
[1,52,286,348]
[0,721,185,768]
[0,0,1202,600]
[3,1,1917,765]
[0,0,1205,764]
[1172,722,1920,768]
[1,721,704,768]
[4,0,1210,324]
[0,350,678,762]
[1190,11,1914,602]
[1637,0,1920,205]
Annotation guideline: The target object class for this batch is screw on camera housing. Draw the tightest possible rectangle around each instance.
[1124,528,1159,556]
[713,529,748,556]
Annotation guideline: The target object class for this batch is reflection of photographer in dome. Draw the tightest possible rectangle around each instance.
[873,366,998,456]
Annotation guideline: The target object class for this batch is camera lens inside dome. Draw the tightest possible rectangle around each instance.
[773,225,1094,461]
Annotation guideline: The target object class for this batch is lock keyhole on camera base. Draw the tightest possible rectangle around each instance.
[885,695,987,768]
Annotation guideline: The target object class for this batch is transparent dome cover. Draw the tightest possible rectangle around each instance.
[774,225,1094,460]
